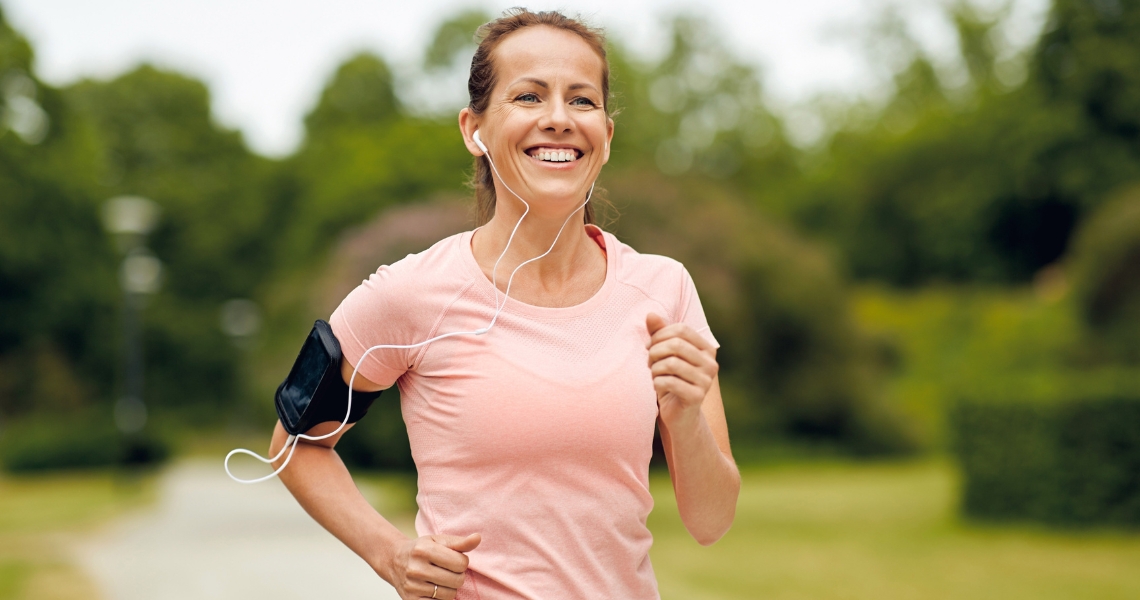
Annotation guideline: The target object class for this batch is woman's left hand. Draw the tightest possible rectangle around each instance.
[646,313,719,427]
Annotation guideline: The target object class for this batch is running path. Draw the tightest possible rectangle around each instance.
[75,460,401,600]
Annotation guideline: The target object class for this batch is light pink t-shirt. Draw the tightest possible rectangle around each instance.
[330,225,717,599]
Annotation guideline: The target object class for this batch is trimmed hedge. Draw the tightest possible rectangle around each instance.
[0,413,170,473]
[951,395,1140,527]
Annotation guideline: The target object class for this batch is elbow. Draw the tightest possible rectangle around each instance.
[692,470,741,546]
[695,531,726,547]
[693,505,737,546]
[692,513,734,546]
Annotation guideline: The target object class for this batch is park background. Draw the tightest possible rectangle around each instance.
[1,0,1139,598]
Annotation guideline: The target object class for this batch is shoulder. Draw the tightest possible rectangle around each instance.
[603,230,698,321]
[604,230,688,294]
[332,230,477,328]
[603,230,717,344]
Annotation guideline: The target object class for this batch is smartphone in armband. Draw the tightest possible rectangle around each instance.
[274,320,383,436]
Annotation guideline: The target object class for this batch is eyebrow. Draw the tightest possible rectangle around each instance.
[510,77,600,93]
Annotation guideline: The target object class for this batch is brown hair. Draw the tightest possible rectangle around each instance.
[467,8,613,226]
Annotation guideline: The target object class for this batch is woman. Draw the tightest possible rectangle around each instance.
[269,9,740,600]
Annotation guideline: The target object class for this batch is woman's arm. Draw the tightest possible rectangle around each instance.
[268,362,479,600]
[646,313,741,545]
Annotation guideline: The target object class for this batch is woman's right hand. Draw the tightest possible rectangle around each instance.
[383,533,481,600]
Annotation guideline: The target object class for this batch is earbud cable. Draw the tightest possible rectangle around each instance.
[226,145,594,483]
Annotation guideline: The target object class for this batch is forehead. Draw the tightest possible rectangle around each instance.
[491,25,605,88]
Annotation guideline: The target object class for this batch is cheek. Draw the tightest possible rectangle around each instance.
[484,105,529,143]
[577,116,610,147]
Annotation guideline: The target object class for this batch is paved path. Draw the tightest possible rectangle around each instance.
[75,460,402,600]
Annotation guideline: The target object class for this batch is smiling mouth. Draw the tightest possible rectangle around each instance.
[525,147,584,163]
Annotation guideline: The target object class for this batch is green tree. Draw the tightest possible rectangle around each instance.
[64,65,281,418]
[278,53,472,266]
[0,7,117,419]
[791,4,1065,283]
[605,16,798,207]
[422,9,490,70]
[791,0,1140,285]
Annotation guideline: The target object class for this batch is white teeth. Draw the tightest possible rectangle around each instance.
[533,149,577,162]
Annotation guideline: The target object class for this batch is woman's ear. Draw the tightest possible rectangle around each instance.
[603,117,615,164]
[458,108,484,157]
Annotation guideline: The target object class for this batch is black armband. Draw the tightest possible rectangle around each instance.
[274,319,383,436]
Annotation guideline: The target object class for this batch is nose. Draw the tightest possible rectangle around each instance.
[539,96,573,134]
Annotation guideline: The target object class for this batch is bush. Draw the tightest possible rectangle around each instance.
[951,392,1140,527]
[0,413,170,473]
[1067,184,1140,363]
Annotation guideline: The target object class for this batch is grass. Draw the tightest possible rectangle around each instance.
[648,459,1140,600]
[0,469,156,600]
[3,442,1137,600]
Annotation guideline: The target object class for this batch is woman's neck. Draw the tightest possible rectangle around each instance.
[471,200,605,303]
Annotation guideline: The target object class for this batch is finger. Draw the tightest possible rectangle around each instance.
[646,312,668,337]
[423,540,472,574]
[653,374,704,401]
[408,561,465,590]
[648,343,719,384]
[429,584,459,600]
[651,356,712,388]
[410,539,467,576]
[410,580,457,600]
[648,322,716,355]
[437,532,481,553]
[648,337,715,370]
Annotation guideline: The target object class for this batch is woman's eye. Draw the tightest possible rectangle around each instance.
[516,93,540,103]
[571,97,598,107]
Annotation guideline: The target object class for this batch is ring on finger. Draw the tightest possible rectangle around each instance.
[431,584,438,599]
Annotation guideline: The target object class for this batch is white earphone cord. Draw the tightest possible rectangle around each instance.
[225,138,595,483]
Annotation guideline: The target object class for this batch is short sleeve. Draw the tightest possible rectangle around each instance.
[329,264,424,389]
[676,265,719,349]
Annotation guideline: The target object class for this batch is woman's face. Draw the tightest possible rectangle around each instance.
[460,26,613,217]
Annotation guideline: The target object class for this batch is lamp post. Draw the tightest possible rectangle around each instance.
[102,196,162,434]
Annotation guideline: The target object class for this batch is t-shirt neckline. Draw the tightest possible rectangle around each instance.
[461,224,616,319]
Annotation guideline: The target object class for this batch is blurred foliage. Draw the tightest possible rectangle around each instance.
[1067,184,1140,362]
[852,285,1086,447]
[0,411,170,472]
[422,10,490,71]
[3,0,1140,471]
[281,53,472,264]
[952,394,1140,527]
[608,171,914,454]
[792,0,1140,285]
[605,16,798,198]
[64,65,277,418]
[336,391,414,472]
[0,8,117,419]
